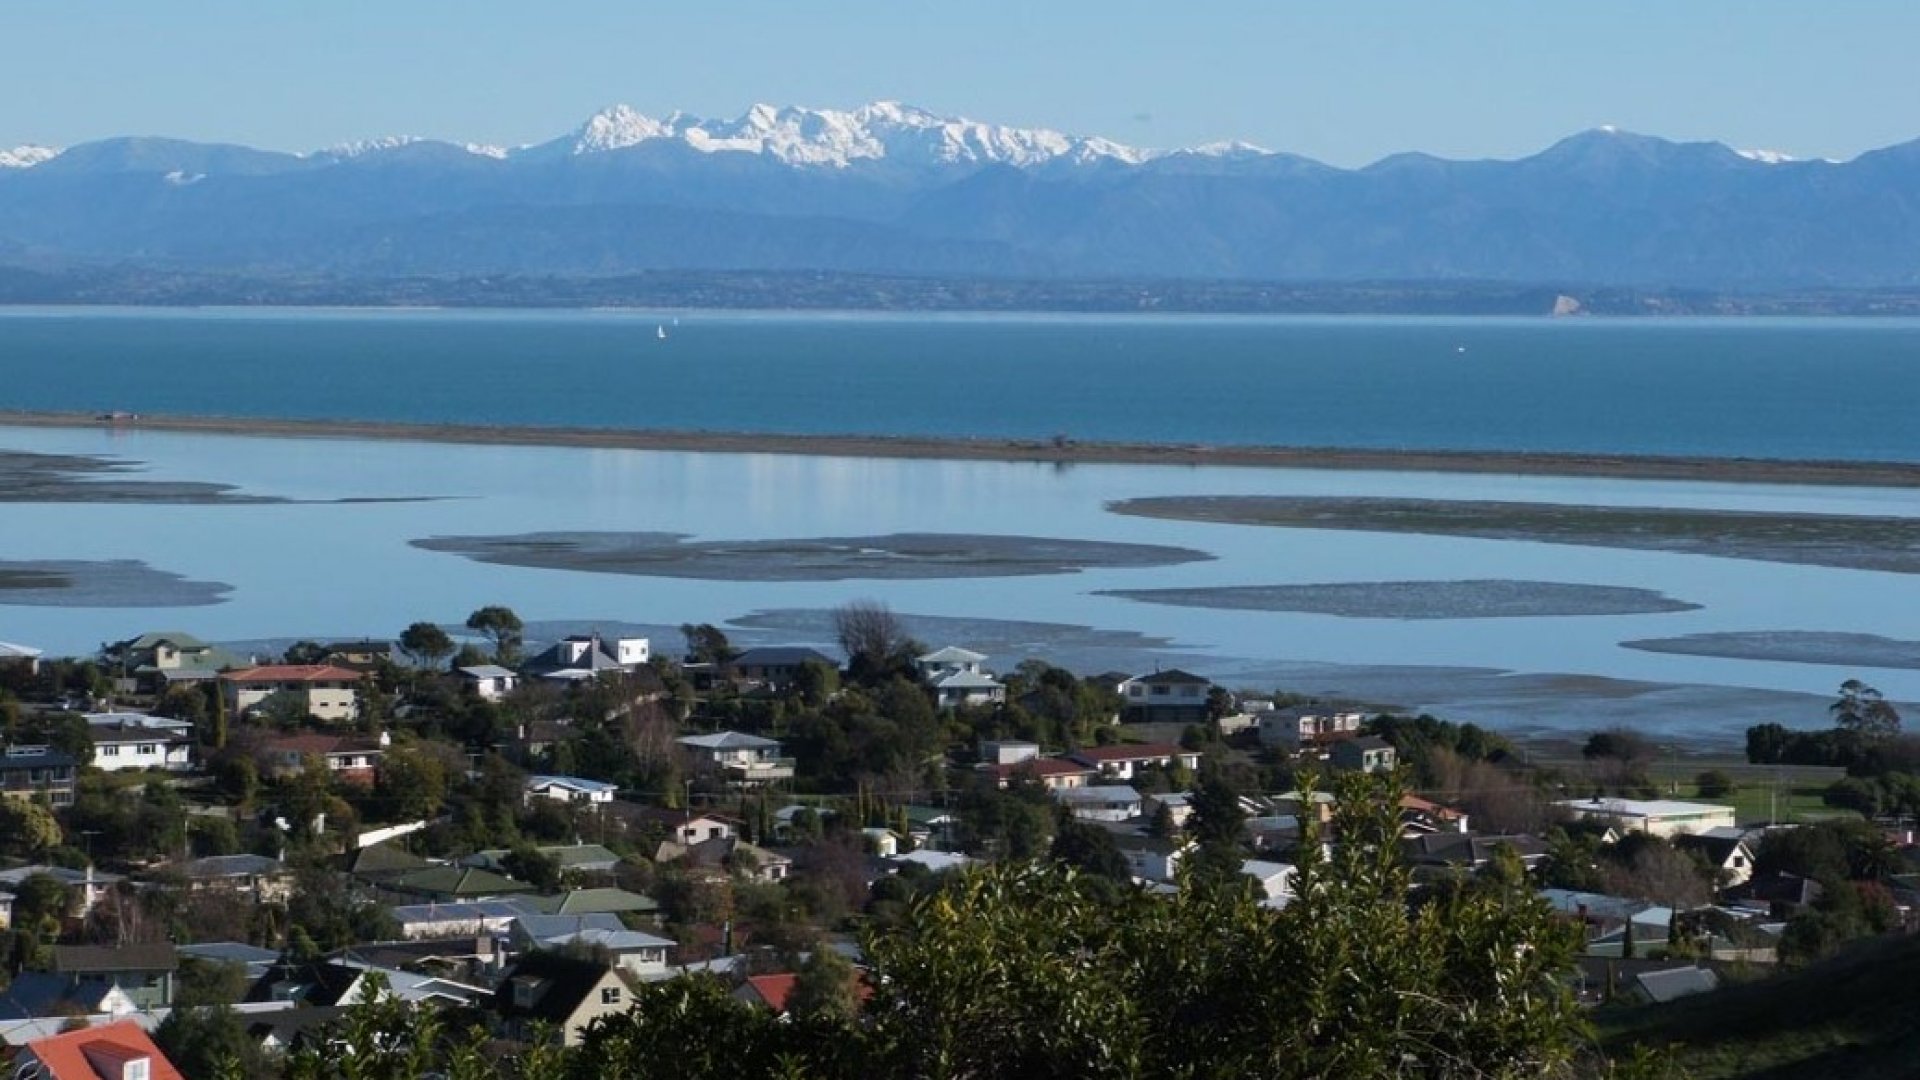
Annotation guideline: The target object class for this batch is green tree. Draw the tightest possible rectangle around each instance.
[398,621,455,670]
[375,742,450,821]
[154,1005,268,1079]
[1833,679,1901,741]
[680,623,739,666]
[1695,769,1736,799]
[788,945,863,1025]
[465,605,525,663]
[0,797,62,858]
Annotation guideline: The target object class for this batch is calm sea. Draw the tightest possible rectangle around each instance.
[2,309,1919,459]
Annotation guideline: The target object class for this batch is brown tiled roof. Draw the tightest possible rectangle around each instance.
[224,664,362,683]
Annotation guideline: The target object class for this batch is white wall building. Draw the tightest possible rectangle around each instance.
[1556,797,1737,839]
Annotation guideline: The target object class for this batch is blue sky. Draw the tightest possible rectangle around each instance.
[3,2,1914,166]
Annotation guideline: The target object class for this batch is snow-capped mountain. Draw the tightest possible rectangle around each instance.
[0,145,61,169]
[2,106,1919,289]
[536,101,1161,168]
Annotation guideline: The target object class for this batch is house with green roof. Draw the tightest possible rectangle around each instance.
[385,865,535,902]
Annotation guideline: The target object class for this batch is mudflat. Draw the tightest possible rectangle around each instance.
[1098,580,1700,619]
[9,411,1920,486]
[1107,495,1920,574]
[0,559,231,607]
[411,531,1212,581]
[1621,631,1920,671]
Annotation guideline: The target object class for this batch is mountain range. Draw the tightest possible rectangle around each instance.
[3,102,1919,289]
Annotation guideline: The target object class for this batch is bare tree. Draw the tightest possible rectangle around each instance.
[834,599,914,680]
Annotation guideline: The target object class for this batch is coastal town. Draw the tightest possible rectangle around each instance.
[0,604,1911,1076]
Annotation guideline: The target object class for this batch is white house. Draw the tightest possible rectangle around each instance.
[1068,743,1202,782]
[458,664,520,701]
[978,740,1040,766]
[1556,797,1736,839]
[1242,860,1298,906]
[525,635,649,681]
[1258,706,1368,750]
[525,774,618,805]
[512,914,672,979]
[0,640,42,676]
[1118,669,1213,723]
[83,712,194,773]
[1112,833,1191,884]
[1056,785,1144,823]
[917,646,1006,708]
[676,731,794,786]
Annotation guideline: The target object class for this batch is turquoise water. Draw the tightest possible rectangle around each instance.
[3,309,1920,459]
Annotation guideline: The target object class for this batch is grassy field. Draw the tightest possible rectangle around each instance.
[1528,751,1851,826]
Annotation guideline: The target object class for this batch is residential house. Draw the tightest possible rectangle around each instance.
[52,943,176,1009]
[347,841,434,885]
[1722,872,1824,919]
[491,953,633,1047]
[674,836,792,883]
[614,806,738,847]
[1257,706,1368,750]
[1632,965,1722,1004]
[510,914,673,979]
[1067,743,1202,783]
[464,843,622,876]
[524,634,648,682]
[1539,888,1676,956]
[1331,736,1398,774]
[524,774,618,805]
[734,970,872,1017]
[676,730,794,786]
[0,972,138,1022]
[15,1020,186,1080]
[383,865,535,903]
[1403,833,1551,874]
[916,647,1006,708]
[1111,833,1192,884]
[223,664,362,721]
[247,960,381,1008]
[0,639,42,676]
[987,756,1096,791]
[514,888,662,923]
[1145,791,1194,829]
[1399,794,1470,835]
[84,712,195,772]
[178,942,281,983]
[0,865,121,917]
[903,805,960,850]
[322,639,396,670]
[1055,785,1145,823]
[104,630,241,694]
[888,850,976,875]
[167,853,295,904]
[1556,797,1737,839]
[458,664,520,701]
[262,732,387,785]
[0,745,77,806]
[1674,832,1757,887]
[729,646,837,689]
[978,740,1040,766]
[386,900,526,940]
[1118,669,1215,723]
[1242,860,1298,906]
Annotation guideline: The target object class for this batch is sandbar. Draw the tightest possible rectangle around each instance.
[1620,631,1920,672]
[411,531,1211,582]
[0,559,231,607]
[1107,495,1920,574]
[1098,580,1700,619]
[7,411,1920,487]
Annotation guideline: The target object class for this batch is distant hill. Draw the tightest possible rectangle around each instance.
[1600,935,1920,1078]
[5,103,1920,290]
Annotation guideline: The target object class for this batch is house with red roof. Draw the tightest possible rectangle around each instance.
[1067,743,1201,782]
[221,664,362,722]
[986,756,1096,791]
[15,1019,185,1080]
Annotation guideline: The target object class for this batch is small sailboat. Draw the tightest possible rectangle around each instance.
[656,324,668,341]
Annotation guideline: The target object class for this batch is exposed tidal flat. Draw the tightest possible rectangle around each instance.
[0,559,230,607]
[1108,496,1920,575]
[1620,632,1920,672]
[1097,580,1700,620]
[410,531,1210,582]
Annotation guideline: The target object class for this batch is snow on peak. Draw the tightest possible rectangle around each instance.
[0,144,60,169]
[464,143,509,160]
[550,101,1160,169]
[1187,140,1273,160]
[1736,147,1797,165]
[309,135,425,160]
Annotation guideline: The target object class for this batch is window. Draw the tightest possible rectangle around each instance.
[601,986,621,1005]
[1151,685,1169,697]
[101,745,120,757]
[137,744,156,755]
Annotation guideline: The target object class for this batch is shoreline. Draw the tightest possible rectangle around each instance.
[5,409,1920,487]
